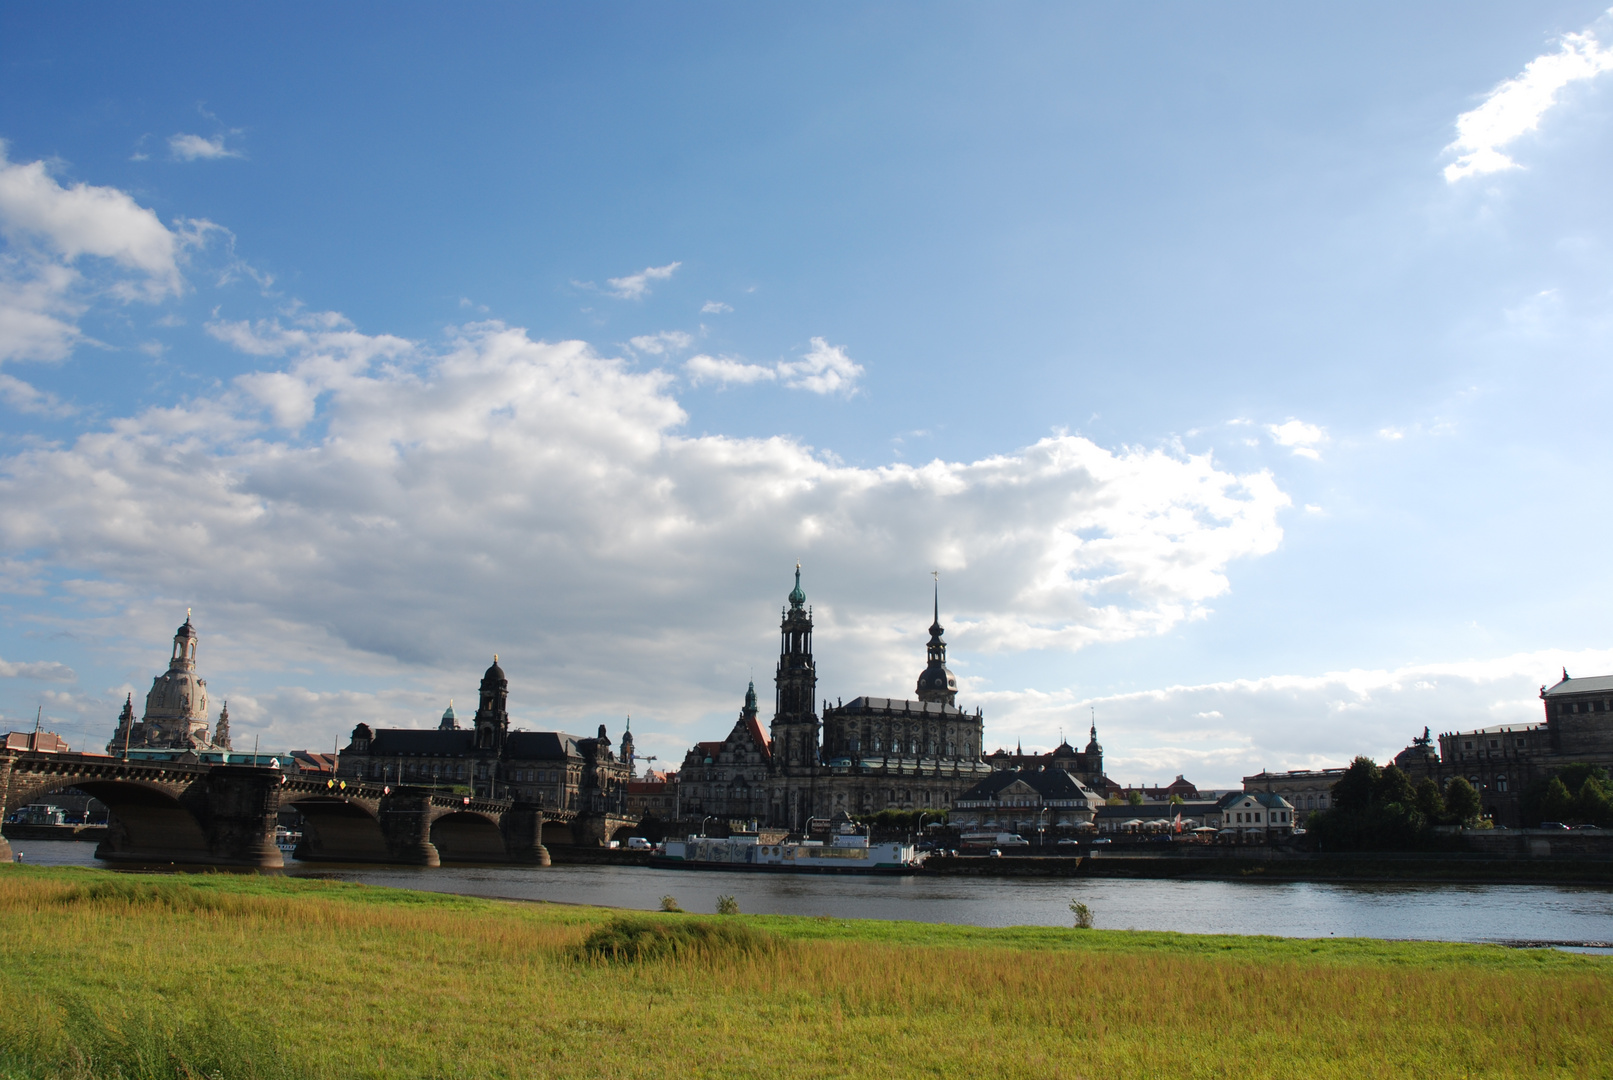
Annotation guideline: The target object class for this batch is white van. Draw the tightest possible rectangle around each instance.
[625,836,652,851]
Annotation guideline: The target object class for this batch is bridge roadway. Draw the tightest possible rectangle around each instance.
[0,750,610,869]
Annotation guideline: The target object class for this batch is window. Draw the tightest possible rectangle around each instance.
[1516,738,1526,747]
[1463,741,1473,750]
[1497,776,1509,793]
[1489,740,1498,749]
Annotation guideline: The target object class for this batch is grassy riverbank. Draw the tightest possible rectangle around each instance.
[1,866,1608,1079]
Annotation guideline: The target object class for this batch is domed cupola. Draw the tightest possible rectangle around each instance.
[915,579,958,707]
[788,565,806,610]
[474,655,510,751]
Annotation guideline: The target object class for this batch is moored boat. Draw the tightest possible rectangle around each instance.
[652,830,919,874]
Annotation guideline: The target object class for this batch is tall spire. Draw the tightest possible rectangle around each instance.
[788,562,806,610]
[916,573,957,706]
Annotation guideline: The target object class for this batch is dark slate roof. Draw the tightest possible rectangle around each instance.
[1542,674,1613,696]
[367,730,476,756]
[836,696,965,717]
[1218,791,1294,810]
[505,732,582,760]
[958,767,1097,802]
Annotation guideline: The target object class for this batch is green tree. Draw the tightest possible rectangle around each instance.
[1331,757,1381,814]
[1375,765,1414,808]
[1105,795,1123,806]
[1539,777,1574,823]
[1127,790,1144,806]
[1168,793,1184,807]
[1443,777,1482,826]
[1068,900,1094,929]
[1572,775,1613,828]
[1413,777,1445,822]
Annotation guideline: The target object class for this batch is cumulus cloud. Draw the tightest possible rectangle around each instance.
[684,337,865,395]
[0,145,190,363]
[1445,23,1613,182]
[0,318,1289,753]
[628,330,694,355]
[168,133,244,162]
[701,301,732,314]
[684,353,777,386]
[1266,419,1325,459]
[606,261,680,300]
[980,647,1613,788]
[0,656,76,681]
[0,373,72,416]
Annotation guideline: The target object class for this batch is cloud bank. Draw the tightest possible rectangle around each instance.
[685,337,866,395]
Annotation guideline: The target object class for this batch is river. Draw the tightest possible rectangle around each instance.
[13,840,1612,947]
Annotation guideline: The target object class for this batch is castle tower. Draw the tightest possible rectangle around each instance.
[474,656,509,751]
[439,700,458,731]
[620,717,635,775]
[771,565,819,764]
[1084,710,1104,780]
[741,680,759,724]
[106,693,137,756]
[915,578,958,706]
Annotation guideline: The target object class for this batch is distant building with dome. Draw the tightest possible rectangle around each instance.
[107,613,232,754]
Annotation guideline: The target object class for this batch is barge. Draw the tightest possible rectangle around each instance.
[651,831,920,874]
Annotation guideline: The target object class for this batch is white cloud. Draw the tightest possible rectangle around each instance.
[0,373,72,416]
[1265,419,1325,459]
[0,145,190,363]
[0,318,1289,753]
[686,337,866,395]
[1378,427,1404,441]
[628,330,694,355]
[1445,24,1613,182]
[701,301,732,314]
[169,133,244,162]
[0,656,76,681]
[606,261,680,300]
[979,646,1613,787]
[684,353,777,386]
[776,336,864,395]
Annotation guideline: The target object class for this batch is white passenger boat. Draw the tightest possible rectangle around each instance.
[653,831,920,874]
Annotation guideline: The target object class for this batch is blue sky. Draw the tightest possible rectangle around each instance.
[2,3,1612,785]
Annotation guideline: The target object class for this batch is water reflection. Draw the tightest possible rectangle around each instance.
[14,840,1612,945]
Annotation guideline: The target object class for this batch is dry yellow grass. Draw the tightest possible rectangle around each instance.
[0,866,1608,1079]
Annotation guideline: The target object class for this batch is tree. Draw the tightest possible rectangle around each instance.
[1572,775,1613,828]
[1443,777,1482,826]
[1127,790,1144,806]
[1413,777,1445,822]
[1375,765,1414,808]
[1105,794,1123,806]
[1168,793,1184,807]
[1069,900,1094,929]
[1539,777,1574,823]
[1331,757,1381,814]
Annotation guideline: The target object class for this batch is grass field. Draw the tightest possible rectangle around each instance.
[0,865,1608,1079]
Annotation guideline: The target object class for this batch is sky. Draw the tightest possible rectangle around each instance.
[2,3,1612,787]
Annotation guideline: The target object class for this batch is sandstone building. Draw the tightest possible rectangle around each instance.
[106,613,232,755]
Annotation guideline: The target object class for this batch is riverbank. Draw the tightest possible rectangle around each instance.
[923,850,1613,885]
[1,864,1608,1079]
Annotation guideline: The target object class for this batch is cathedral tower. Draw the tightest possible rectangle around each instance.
[770,566,820,829]
[915,578,958,706]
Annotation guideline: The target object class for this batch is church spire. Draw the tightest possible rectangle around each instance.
[916,572,957,706]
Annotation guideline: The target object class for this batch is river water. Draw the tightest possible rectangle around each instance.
[13,840,1613,946]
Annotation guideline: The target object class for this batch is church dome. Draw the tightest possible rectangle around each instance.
[916,659,957,698]
[175,616,198,640]
[483,656,506,683]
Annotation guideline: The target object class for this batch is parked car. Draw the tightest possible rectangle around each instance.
[987,848,1002,858]
[1055,838,1082,848]
[625,837,652,850]
[1570,824,1602,830]
[1538,821,1571,830]
[1090,837,1112,846]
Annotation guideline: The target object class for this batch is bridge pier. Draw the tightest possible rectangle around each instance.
[500,804,552,866]
[200,767,285,869]
[378,790,441,866]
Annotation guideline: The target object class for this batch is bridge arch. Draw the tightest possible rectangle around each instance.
[282,793,388,862]
[430,810,507,862]
[66,779,207,861]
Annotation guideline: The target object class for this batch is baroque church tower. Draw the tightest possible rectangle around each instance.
[914,579,958,706]
[771,565,819,765]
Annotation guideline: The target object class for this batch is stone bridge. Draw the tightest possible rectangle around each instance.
[0,751,629,869]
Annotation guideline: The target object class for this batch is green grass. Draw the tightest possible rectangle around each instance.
[1,864,1609,1079]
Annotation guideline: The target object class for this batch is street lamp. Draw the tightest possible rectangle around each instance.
[701,814,715,838]
[1038,807,1051,852]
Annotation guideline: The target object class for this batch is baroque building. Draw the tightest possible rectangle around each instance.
[107,613,232,754]
[677,569,995,830]
[1392,669,1613,827]
[337,657,632,840]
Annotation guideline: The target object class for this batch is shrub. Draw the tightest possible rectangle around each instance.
[659,894,682,912]
[1069,901,1094,930]
[716,894,739,915]
[1443,777,1482,826]
[580,917,776,963]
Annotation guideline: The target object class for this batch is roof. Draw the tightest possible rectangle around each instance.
[835,696,965,717]
[4,731,69,752]
[743,716,772,759]
[365,729,476,755]
[957,766,1099,802]
[1542,674,1613,697]
[1219,790,1294,810]
[505,732,582,759]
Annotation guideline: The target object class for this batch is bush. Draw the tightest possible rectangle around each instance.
[1443,777,1482,826]
[659,894,682,913]
[1069,901,1094,930]
[716,894,739,915]
[580,917,776,963]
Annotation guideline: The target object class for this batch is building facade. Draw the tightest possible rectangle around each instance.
[1242,768,1344,823]
[106,614,232,755]
[337,658,632,826]
[951,766,1102,833]
[1392,670,1613,827]
[676,570,997,830]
